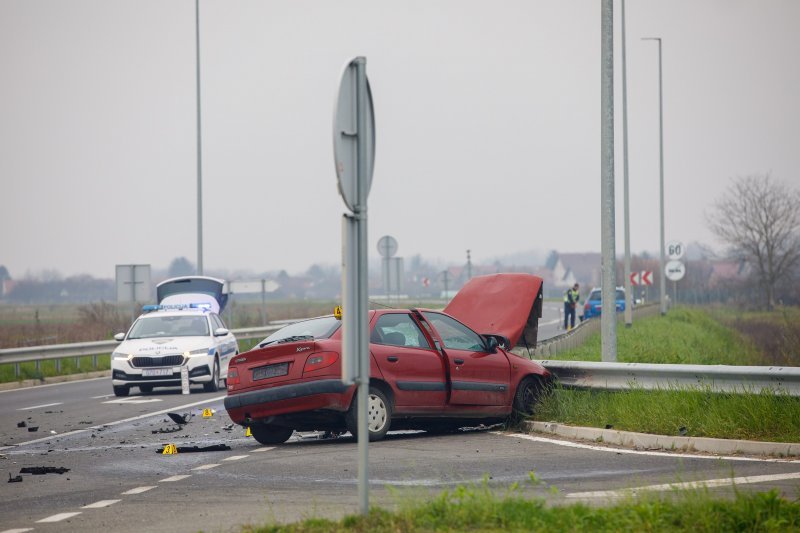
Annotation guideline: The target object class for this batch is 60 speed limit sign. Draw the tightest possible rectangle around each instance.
[667,241,685,261]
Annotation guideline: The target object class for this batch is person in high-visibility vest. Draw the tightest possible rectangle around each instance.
[563,283,580,331]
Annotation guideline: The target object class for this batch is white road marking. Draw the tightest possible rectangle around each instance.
[121,486,156,495]
[253,447,275,453]
[500,432,800,464]
[1,528,34,533]
[37,512,82,523]
[16,402,63,411]
[160,474,191,482]
[223,455,249,461]
[192,463,221,471]
[567,472,800,499]
[91,394,112,399]
[102,397,162,404]
[81,499,121,509]
[0,395,226,451]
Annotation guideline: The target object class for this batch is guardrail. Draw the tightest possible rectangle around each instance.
[536,360,800,396]
[0,324,284,375]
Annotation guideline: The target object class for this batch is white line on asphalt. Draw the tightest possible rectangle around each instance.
[567,472,800,499]
[0,395,226,451]
[223,455,249,461]
[102,398,162,404]
[91,394,112,399]
[0,376,108,395]
[192,464,221,471]
[160,474,192,482]
[1,528,34,533]
[36,512,82,523]
[500,432,800,464]
[253,447,275,453]
[121,486,156,495]
[16,402,63,411]
[81,499,121,509]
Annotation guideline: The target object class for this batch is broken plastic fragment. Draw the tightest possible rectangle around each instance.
[8,473,22,483]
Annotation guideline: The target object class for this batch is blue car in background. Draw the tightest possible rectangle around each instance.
[582,287,627,320]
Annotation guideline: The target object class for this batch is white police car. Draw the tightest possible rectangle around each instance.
[111,276,238,396]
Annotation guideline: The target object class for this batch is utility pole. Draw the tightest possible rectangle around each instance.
[441,270,450,300]
[195,0,204,275]
[600,0,617,362]
[621,0,633,328]
[466,250,472,280]
[643,37,666,315]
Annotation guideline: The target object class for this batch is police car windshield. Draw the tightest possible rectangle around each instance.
[257,316,340,348]
[128,315,209,339]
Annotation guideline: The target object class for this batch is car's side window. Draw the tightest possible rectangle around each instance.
[211,314,225,331]
[421,312,485,352]
[370,313,431,349]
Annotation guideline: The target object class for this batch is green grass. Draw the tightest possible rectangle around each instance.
[244,477,800,532]
[0,354,111,383]
[555,307,763,365]
[534,384,800,443]
[709,306,800,366]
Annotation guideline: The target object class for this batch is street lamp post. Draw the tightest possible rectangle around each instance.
[622,0,633,328]
[195,0,204,275]
[642,37,666,315]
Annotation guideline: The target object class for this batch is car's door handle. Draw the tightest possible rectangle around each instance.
[454,358,464,365]
[387,356,399,363]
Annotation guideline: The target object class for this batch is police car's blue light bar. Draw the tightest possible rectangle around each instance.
[142,303,213,312]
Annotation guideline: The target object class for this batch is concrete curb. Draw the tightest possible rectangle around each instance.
[524,420,800,458]
[0,370,110,392]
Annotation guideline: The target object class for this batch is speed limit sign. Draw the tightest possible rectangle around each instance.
[667,241,685,261]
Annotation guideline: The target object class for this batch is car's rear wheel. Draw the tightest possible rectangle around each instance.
[249,424,293,445]
[203,358,220,393]
[113,385,129,397]
[139,385,153,394]
[346,386,392,441]
[508,376,545,426]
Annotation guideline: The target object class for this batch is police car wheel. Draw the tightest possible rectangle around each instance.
[113,385,129,397]
[203,358,220,392]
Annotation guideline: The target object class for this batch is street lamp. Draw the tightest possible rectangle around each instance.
[195,0,204,275]
[642,37,666,315]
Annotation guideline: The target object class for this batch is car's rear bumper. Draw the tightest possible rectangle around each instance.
[224,378,353,424]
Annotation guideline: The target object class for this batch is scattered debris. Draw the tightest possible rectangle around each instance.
[17,421,26,428]
[222,423,234,431]
[151,426,182,435]
[20,466,70,475]
[605,424,614,430]
[678,426,688,436]
[78,421,93,425]
[27,427,39,432]
[167,412,191,425]
[155,444,231,454]
[8,473,22,483]
[50,431,57,434]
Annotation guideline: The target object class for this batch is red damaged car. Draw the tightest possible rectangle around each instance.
[224,274,549,444]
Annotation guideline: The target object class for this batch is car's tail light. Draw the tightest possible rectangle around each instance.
[227,368,240,386]
[303,351,338,373]
[584,302,590,310]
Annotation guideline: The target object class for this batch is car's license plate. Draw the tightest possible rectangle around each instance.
[252,362,289,381]
[142,368,173,377]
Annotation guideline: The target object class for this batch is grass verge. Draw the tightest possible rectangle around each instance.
[555,307,763,365]
[0,354,111,383]
[244,478,800,532]
[534,384,800,442]
[709,306,800,366]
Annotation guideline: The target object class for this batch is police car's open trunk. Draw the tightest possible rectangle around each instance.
[156,276,229,314]
[443,273,544,349]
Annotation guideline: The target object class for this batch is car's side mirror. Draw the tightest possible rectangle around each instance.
[114,332,126,342]
[485,336,499,353]
[214,327,230,337]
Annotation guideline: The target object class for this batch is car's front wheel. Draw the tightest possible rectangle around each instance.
[113,385,129,397]
[508,376,545,426]
[249,424,293,445]
[346,386,392,441]
[203,358,220,393]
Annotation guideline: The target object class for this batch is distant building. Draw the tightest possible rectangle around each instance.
[545,251,601,295]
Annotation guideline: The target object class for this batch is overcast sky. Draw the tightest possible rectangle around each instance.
[1,0,798,279]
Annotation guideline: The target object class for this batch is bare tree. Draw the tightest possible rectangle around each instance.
[707,174,800,310]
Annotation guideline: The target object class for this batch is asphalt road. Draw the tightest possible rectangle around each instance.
[2,377,799,533]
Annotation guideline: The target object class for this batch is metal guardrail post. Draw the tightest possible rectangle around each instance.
[15,363,20,377]
[93,355,98,369]
[55,359,61,373]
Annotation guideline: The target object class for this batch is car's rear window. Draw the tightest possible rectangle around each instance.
[256,316,341,347]
[588,290,626,301]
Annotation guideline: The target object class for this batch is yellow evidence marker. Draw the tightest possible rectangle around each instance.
[245,427,252,437]
[202,408,213,418]
[162,443,178,455]
[333,306,342,320]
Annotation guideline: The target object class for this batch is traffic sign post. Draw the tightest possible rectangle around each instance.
[334,56,375,517]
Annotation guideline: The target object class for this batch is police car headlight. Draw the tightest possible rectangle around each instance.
[184,348,210,357]
[112,351,129,360]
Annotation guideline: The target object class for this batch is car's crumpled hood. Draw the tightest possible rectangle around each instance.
[116,337,211,355]
[443,273,544,348]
